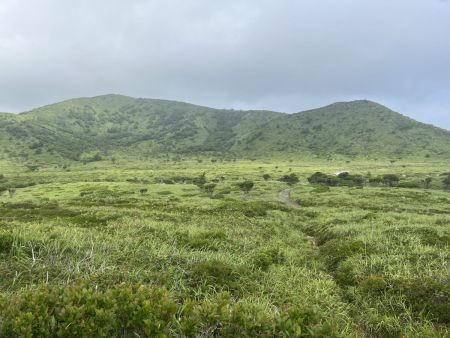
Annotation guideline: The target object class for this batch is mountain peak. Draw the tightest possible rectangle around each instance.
[1,95,449,162]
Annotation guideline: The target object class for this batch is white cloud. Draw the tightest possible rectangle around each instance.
[0,0,449,129]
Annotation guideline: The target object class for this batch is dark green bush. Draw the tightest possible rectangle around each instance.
[339,174,365,187]
[237,180,254,194]
[0,283,177,337]
[308,172,339,186]
[179,293,335,337]
[359,275,389,294]
[279,173,300,185]
[335,262,358,286]
[0,232,14,254]
[381,174,400,187]
[308,172,365,187]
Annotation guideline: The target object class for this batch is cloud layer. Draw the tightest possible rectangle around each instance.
[0,0,449,129]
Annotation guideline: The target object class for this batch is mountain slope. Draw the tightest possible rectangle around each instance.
[231,100,450,159]
[0,95,449,163]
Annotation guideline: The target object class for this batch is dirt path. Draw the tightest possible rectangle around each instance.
[278,189,318,249]
[278,189,300,209]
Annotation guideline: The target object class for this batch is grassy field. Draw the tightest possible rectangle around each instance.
[0,159,449,337]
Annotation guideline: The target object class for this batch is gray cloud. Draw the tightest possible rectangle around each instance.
[0,0,449,129]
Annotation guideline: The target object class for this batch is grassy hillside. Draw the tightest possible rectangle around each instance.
[1,95,449,163]
[0,159,449,336]
[231,100,450,159]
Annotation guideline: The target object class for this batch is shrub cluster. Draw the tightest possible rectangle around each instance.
[278,173,299,185]
[0,283,337,337]
[307,172,364,187]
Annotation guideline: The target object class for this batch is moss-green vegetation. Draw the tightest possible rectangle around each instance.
[1,95,450,164]
[0,158,448,336]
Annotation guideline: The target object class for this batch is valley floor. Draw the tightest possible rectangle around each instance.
[0,159,449,337]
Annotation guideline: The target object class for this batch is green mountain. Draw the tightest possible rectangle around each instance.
[1,94,449,163]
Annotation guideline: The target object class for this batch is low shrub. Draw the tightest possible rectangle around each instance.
[0,283,177,337]
[0,232,14,254]
[335,261,359,286]
[391,278,450,324]
[359,275,389,294]
[279,173,300,185]
[319,238,371,271]
[251,247,286,271]
[308,172,339,186]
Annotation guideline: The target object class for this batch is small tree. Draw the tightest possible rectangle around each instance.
[279,173,299,186]
[308,172,338,186]
[424,177,432,189]
[238,180,254,195]
[262,174,271,181]
[382,174,400,187]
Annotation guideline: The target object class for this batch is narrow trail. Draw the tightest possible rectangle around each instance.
[277,189,300,209]
[278,188,318,249]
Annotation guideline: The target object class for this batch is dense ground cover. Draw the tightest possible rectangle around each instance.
[0,159,448,337]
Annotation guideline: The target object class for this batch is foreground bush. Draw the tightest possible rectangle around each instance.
[0,283,338,337]
[0,283,177,337]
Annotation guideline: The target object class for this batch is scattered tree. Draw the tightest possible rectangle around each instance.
[382,174,400,187]
[237,180,254,195]
[262,174,271,181]
[279,173,299,186]
[308,172,338,186]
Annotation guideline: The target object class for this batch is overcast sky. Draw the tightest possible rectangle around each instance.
[1,0,449,129]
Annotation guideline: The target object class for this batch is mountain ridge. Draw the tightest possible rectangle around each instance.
[1,94,449,163]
